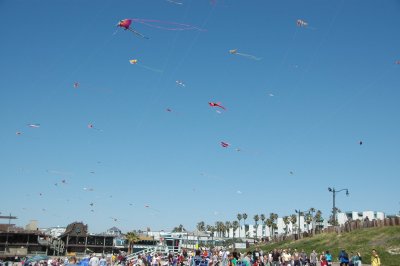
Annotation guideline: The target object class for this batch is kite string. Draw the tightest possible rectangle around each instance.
[131,18,205,31]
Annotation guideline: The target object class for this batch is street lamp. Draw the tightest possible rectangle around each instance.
[294,210,303,238]
[328,187,349,225]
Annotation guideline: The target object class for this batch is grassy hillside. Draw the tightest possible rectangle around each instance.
[254,226,400,265]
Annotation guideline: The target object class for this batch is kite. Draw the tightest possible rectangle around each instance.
[296,19,308,28]
[268,93,274,97]
[166,108,172,112]
[88,123,102,131]
[89,203,94,207]
[167,0,183,4]
[209,102,226,110]
[220,141,230,148]
[129,59,163,73]
[236,190,242,194]
[118,18,204,33]
[83,187,94,192]
[16,131,22,135]
[145,205,160,212]
[176,80,186,87]
[73,82,79,88]
[28,124,40,128]
[359,141,363,146]
[395,60,400,65]
[110,217,119,222]
[290,171,294,175]
[117,19,149,39]
[229,49,261,61]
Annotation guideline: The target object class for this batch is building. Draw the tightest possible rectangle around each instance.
[337,211,385,225]
[0,223,49,258]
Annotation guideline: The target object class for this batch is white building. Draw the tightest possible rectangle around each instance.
[40,226,66,238]
[337,211,385,225]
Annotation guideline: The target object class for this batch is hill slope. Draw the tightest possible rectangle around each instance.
[255,226,400,265]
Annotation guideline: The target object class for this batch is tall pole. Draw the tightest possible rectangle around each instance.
[333,189,336,225]
[328,187,349,226]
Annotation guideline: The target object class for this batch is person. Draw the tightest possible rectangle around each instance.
[242,252,252,266]
[370,250,380,266]
[271,249,280,266]
[67,257,78,266]
[320,256,327,266]
[292,249,300,266]
[99,256,107,266]
[339,249,349,266]
[192,250,203,266]
[281,249,291,266]
[309,250,318,266]
[299,250,307,266]
[355,252,362,266]
[324,251,332,266]
[89,255,99,266]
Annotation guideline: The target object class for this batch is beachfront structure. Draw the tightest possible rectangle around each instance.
[0,223,49,258]
[337,211,385,225]
[40,226,66,238]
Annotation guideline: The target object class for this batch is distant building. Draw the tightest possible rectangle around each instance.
[40,226,66,238]
[337,211,385,225]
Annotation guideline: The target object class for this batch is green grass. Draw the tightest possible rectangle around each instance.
[251,226,400,266]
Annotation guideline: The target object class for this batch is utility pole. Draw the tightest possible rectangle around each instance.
[294,210,302,239]
[328,187,349,225]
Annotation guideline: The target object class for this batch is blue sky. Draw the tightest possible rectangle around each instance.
[0,0,399,233]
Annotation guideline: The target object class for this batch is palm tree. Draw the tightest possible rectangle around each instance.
[308,207,316,234]
[196,221,205,232]
[206,225,215,244]
[125,231,140,254]
[225,221,232,238]
[232,221,239,238]
[237,213,243,238]
[283,216,291,236]
[265,218,273,239]
[253,214,260,239]
[269,213,278,236]
[260,214,266,237]
[314,210,323,233]
[172,224,186,232]
[290,214,297,235]
[242,213,248,237]
[305,212,313,234]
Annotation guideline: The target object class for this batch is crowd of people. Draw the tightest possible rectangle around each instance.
[0,248,381,266]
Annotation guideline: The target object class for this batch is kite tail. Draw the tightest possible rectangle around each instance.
[131,18,205,31]
[138,64,164,73]
[236,52,262,61]
[127,28,149,39]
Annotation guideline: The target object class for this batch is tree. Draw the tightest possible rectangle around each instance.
[290,214,297,235]
[265,218,273,239]
[232,221,239,238]
[283,216,291,236]
[269,213,278,237]
[242,213,248,237]
[125,231,140,254]
[225,221,232,238]
[308,207,316,234]
[237,213,243,238]
[260,214,266,237]
[196,221,205,232]
[253,214,260,239]
[172,224,186,232]
[314,210,323,233]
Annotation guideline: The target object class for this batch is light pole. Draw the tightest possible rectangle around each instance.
[328,187,349,225]
[294,210,303,238]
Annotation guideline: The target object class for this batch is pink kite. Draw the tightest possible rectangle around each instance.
[73,82,79,88]
[117,18,204,38]
[88,123,102,131]
[221,141,230,148]
[209,102,226,110]
[395,60,400,65]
